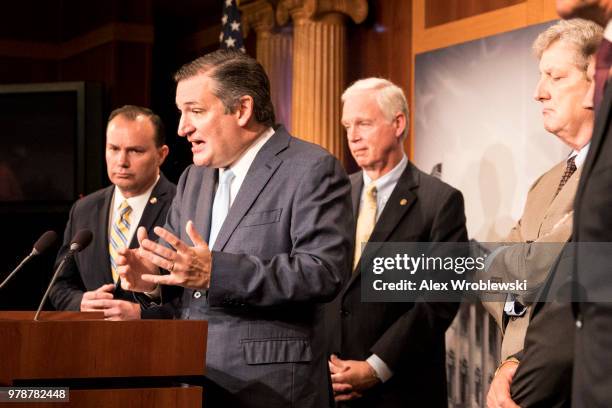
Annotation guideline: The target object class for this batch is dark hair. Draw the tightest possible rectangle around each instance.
[108,105,166,147]
[174,49,275,127]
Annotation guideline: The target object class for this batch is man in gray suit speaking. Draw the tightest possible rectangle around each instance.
[116,49,354,407]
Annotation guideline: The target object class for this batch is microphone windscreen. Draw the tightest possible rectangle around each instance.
[71,229,93,252]
[33,230,58,255]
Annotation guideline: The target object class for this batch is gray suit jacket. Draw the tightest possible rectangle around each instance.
[162,126,354,407]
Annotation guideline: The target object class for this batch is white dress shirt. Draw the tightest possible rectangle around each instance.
[109,174,160,246]
[220,127,275,207]
[360,155,408,383]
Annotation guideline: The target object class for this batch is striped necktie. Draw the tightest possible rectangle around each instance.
[109,200,132,282]
[353,182,377,271]
[554,155,577,198]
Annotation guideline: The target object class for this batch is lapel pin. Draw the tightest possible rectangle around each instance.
[149,197,158,204]
[400,198,408,206]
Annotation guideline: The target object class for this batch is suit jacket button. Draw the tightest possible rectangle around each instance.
[576,315,583,329]
[193,291,202,299]
[341,309,350,317]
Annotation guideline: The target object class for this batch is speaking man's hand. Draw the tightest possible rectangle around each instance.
[116,227,160,293]
[137,220,212,290]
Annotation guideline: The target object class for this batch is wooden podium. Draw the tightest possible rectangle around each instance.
[0,312,207,407]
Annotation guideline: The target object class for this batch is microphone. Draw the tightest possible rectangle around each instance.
[68,229,93,253]
[34,229,93,321]
[0,231,58,290]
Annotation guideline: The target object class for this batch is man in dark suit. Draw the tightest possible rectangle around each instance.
[117,50,354,407]
[555,1,612,406]
[326,77,466,407]
[49,105,175,320]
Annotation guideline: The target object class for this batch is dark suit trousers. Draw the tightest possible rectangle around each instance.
[510,249,574,407]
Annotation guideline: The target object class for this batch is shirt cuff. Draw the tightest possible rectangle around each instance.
[504,294,527,317]
[367,354,393,383]
[144,285,161,301]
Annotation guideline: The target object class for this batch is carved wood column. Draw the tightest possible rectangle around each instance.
[277,0,367,163]
[241,0,294,130]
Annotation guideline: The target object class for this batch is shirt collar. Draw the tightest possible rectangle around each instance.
[222,127,275,181]
[113,174,159,211]
[362,155,408,192]
[572,143,590,169]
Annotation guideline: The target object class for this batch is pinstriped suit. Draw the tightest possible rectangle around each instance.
[155,127,354,407]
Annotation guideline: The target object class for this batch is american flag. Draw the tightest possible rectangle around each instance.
[219,0,245,52]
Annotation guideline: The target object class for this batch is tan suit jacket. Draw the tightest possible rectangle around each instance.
[483,159,581,360]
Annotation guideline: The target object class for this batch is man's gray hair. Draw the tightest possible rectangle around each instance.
[174,49,275,127]
[342,77,409,141]
[533,18,603,72]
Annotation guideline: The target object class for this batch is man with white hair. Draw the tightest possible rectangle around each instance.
[326,77,467,407]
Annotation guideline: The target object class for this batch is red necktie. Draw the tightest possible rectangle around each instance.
[594,38,612,111]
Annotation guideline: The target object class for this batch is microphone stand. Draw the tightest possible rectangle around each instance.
[33,251,72,321]
[0,250,36,290]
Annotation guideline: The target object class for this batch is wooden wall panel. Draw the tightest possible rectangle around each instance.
[0,1,61,42]
[413,0,557,55]
[345,0,412,171]
[115,42,153,107]
[59,44,115,111]
[0,57,58,84]
[425,0,525,28]
[347,0,412,100]
[59,0,116,41]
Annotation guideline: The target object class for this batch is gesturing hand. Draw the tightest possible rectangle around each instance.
[138,220,213,290]
[116,230,160,293]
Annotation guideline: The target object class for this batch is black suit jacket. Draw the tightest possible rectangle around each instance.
[571,78,612,407]
[326,162,467,408]
[49,174,176,318]
[509,242,574,408]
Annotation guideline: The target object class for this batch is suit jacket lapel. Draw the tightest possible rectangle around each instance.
[196,167,216,244]
[130,174,171,248]
[212,128,289,251]
[346,164,419,289]
[368,165,418,244]
[351,173,363,216]
[97,186,113,282]
[547,166,581,214]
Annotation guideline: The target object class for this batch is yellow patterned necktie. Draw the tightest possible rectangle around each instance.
[109,200,132,282]
[353,182,377,271]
